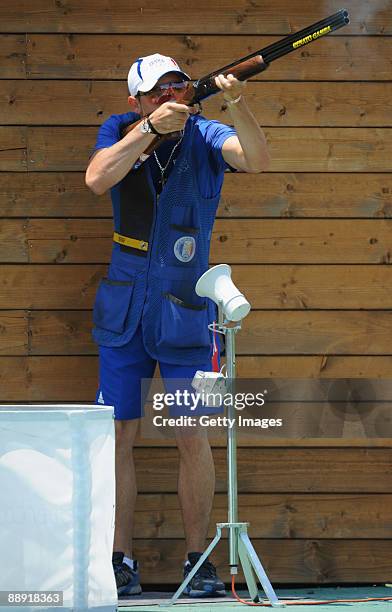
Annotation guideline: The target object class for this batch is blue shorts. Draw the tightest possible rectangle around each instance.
[96,324,222,420]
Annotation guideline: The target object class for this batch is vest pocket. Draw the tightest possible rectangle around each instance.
[159,293,211,348]
[93,277,134,334]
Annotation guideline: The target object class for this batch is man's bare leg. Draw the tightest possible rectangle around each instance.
[113,419,140,557]
[175,426,215,554]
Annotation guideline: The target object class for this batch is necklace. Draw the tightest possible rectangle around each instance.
[153,134,183,188]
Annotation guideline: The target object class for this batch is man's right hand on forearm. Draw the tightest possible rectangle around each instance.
[85,103,197,196]
[149,102,197,134]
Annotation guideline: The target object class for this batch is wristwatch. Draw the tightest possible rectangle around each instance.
[139,117,161,136]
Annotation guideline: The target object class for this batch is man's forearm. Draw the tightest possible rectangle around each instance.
[85,127,155,195]
[227,96,270,172]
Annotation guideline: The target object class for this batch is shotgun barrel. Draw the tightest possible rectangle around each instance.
[191,9,350,103]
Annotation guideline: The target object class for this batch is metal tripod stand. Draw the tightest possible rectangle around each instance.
[167,305,284,607]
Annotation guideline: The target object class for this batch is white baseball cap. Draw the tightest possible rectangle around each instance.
[127,53,190,96]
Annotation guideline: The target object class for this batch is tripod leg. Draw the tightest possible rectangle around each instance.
[238,534,261,602]
[168,530,222,605]
[239,532,284,608]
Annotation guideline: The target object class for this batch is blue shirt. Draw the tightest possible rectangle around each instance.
[93,112,236,226]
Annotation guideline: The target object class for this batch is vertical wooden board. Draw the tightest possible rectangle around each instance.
[0,127,27,171]
[0,312,28,356]
[0,35,26,78]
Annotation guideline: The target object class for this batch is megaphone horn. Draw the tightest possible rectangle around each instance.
[195,264,251,321]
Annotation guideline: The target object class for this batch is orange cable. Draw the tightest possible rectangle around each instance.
[231,575,392,606]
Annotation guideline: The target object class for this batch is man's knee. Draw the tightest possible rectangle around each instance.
[115,418,139,451]
[175,426,210,457]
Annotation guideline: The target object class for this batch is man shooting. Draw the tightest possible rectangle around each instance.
[85,53,269,598]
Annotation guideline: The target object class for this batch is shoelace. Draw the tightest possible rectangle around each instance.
[113,563,134,586]
[189,559,217,579]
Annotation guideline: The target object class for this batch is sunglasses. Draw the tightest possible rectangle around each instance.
[139,81,189,98]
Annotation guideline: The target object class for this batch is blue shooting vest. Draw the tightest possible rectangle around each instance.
[92,115,222,365]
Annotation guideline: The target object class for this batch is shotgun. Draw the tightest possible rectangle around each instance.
[122,9,350,150]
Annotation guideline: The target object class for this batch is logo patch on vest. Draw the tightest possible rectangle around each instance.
[174,236,196,262]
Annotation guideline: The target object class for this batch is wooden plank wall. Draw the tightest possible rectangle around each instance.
[1,0,392,584]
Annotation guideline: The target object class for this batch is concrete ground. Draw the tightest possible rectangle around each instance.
[118,586,392,612]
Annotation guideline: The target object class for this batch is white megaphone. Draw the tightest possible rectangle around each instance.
[195,264,251,321]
